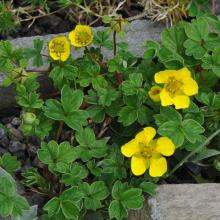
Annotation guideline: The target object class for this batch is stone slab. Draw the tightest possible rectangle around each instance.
[128,184,220,220]
[0,20,164,111]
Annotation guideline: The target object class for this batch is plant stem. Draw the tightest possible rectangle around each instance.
[212,0,215,15]
[167,128,220,177]
[56,121,64,142]
[26,68,50,73]
[113,31,117,56]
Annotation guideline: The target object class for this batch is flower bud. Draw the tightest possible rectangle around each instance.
[214,159,220,172]
[23,112,36,125]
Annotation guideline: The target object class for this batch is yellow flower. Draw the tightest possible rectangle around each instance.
[48,36,70,62]
[121,127,175,177]
[154,67,198,109]
[148,85,162,102]
[69,25,93,47]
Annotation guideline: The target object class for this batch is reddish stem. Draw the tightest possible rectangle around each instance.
[56,121,64,142]
[212,0,215,15]
[26,68,51,73]
[113,31,117,56]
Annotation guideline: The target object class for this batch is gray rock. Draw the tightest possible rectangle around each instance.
[9,141,26,153]
[0,128,6,139]
[6,124,23,141]
[0,147,7,154]
[0,136,9,148]
[11,117,21,127]
[128,184,220,220]
[0,20,164,111]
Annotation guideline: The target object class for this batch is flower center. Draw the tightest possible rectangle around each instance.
[139,140,157,159]
[152,89,161,95]
[75,31,91,45]
[51,41,65,55]
[165,77,182,96]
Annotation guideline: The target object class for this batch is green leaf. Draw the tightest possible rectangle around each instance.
[140,182,157,196]
[0,176,15,196]
[185,17,209,42]
[158,47,184,69]
[43,197,60,217]
[0,153,21,174]
[121,73,143,96]
[109,200,127,220]
[161,23,186,53]
[12,205,37,220]
[80,181,109,211]
[38,141,77,173]
[121,188,144,209]
[75,128,108,162]
[158,121,184,147]
[25,39,43,67]
[61,200,80,219]
[21,167,50,192]
[43,100,64,121]
[143,40,160,61]
[87,105,105,123]
[190,148,220,161]
[182,119,205,143]
[11,195,29,217]
[0,196,13,217]
[154,107,182,127]
[97,87,119,107]
[61,163,88,186]
[76,127,95,145]
[184,39,206,59]
[93,31,113,49]
[112,181,129,200]
[118,106,137,126]
[90,181,109,200]
[60,187,83,202]
[61,85,83,112]
[64,110,89,131]
[49,64,78,88]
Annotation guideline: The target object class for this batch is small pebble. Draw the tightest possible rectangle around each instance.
[0,147,7,155]
[0,136,9,148]
[9,141,26,153]
[11,117,21,127]
[0,128,6,139]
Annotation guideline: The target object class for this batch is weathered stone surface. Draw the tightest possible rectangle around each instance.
[0,20,164,111]
[128,184,220,220]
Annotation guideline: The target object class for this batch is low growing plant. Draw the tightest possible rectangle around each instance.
[0,14,220,219]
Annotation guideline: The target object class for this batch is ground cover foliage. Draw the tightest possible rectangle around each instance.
[0,13,220,219]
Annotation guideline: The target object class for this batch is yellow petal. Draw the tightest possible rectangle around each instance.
[131,155,150,176]
[182,78,199,96]
[75,25,93,34]
[159,89,173,106]
[149,157,167,177]
[155,137,175,156]
[49,36,70,61]
[154,70,177,84]
[173,95,190,109]
[177,67,191,79]
[135,127,156,146]
[121,139,140,157]
[69,25,93,47]
[148,86,162,102]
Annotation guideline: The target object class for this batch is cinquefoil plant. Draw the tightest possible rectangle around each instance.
[0,14,220,219]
